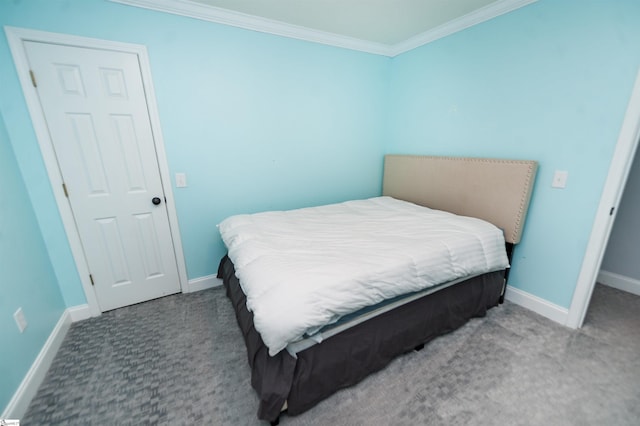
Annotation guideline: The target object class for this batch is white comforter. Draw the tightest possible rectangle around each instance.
[218,196,509,356]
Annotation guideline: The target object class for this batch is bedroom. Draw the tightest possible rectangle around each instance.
[2,0,640,421]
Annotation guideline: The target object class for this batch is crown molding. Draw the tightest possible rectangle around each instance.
[390,0,538,56]
[109,0,538,57]
[109,0,393,56]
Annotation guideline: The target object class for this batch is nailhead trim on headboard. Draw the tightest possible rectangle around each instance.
[382,155,538,244]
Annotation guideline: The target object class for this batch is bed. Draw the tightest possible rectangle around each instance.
[216,155,537,423]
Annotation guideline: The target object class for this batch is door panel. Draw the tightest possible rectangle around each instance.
[96,217,132,286]
[133,213,165,278]
[24,41,180,311]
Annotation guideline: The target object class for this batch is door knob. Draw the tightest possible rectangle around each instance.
[152,197,162,205]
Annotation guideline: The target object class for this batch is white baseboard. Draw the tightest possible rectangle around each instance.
[66,304,91,322]
[2,309,72,419]
[504,285,569,326]
[598,270,640,296]
[2,305,92,419]
[184,274,223,293]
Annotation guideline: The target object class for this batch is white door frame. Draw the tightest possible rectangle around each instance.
[567,67,640,328]
[5,26,189,317]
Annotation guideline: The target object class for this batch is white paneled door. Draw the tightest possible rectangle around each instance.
[24,41,180,311]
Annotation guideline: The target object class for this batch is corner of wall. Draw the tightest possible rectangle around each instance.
[504,285,569,326]
[597,270,640,297]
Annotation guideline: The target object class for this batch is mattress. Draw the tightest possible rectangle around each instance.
[285,272,485,355]
[218,196,509,356]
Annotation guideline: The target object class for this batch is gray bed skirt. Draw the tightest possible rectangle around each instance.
[217,255,505,422]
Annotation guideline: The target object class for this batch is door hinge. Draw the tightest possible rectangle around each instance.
[62,183,69,198]
[610,207,615,216]
[29,69,37,87]
[89,274,95,286]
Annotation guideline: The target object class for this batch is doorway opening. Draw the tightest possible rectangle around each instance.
[567,68,640,328]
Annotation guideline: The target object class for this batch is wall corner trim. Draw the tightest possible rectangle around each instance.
[504,285,569,326]
[108,0,392,56]
[185,274,223,293]
[598,270,640,297]
[390,0,538,56]
[108,0,537,58]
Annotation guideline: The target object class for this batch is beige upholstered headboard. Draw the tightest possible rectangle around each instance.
[383,155,537,244]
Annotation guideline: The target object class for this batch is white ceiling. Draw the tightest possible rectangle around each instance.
[112,0,537,56]
[191,0,499,45]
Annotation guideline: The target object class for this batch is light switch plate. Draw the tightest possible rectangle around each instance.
[175,173,187,188]
[552,170,568,189]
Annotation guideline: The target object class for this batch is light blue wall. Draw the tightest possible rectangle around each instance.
[0,111,66,410]
[0,0,391,301]
[2,0,640,347]
[388,0,640,307]
[0,34,83,306]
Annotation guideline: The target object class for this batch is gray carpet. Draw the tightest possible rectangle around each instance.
[22,284,640,425]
